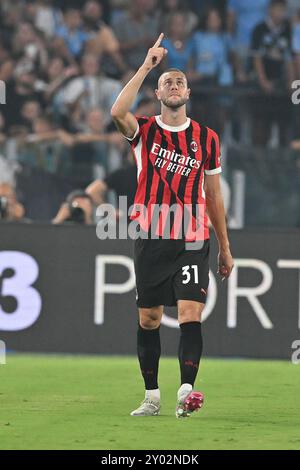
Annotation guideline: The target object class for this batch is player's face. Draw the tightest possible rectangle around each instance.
[156,73,190,109]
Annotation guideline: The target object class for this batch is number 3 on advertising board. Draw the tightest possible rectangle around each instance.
[0,251,42,331]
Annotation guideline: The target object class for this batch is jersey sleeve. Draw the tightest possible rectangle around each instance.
[124,116,149,147]
[204,129,222,175]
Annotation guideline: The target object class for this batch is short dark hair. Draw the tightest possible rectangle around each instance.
[158,68,187,86]
[161,68,185,75]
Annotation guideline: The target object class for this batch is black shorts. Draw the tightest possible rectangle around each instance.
[134,237,210,308]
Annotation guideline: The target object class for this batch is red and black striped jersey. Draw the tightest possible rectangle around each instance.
[126,115,221,241]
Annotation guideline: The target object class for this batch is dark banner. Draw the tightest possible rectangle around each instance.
[0,223,299,359]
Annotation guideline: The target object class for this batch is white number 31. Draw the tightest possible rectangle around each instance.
[182,265,199,284]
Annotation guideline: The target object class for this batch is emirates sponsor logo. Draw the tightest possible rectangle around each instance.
[151,143,201,175]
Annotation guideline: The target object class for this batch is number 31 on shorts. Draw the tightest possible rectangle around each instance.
[181,265,199,284]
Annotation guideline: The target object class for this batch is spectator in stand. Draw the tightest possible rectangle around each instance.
[160,0,198,36]
[161,12,195,72]
[188,8,234,87]
[2,70,44,133]
[62,53,122,125]
[83,0,127,75]
[56,107,125,182]
[26,0,63,39]
[188,8,234,133]
[54,7,90,60]
[57,109,124,150]
[251,0,294,146]
[86,149,137,224]
[0,182,25,222]
[43,56,79,120]
[24,115,68,174]
[0,57,14,81]
[31,115,58,142]
[20,100,42,133]
[0,3,22,50]
[12,21,49,73]
[227,0,269,74]
[52,189,94,225]
[17,115,65,173]
[113,0,159,70]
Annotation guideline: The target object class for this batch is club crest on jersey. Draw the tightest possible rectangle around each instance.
[190,141,198,153]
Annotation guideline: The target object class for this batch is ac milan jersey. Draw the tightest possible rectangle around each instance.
[126,115,221,241]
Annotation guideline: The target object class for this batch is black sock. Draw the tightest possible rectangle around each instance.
[178,322,203,387]
[137,324,161,390]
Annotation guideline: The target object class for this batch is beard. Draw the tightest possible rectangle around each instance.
[161,95,188,109]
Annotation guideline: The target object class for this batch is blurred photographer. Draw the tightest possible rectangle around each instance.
[0,183,25,222]
[52,189,94,225]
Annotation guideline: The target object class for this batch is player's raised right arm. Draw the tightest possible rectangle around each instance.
[110,33,167,139]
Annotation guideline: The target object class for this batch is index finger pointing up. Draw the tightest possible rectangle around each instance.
[153,33,164,48]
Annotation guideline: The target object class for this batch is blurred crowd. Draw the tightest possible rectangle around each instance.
[0,0,300,224]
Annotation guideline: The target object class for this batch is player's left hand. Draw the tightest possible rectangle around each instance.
[217,249,234,281]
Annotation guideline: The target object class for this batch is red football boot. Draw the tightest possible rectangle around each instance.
[176,391,204,418]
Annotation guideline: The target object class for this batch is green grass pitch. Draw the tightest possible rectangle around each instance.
[0,354,299,450]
